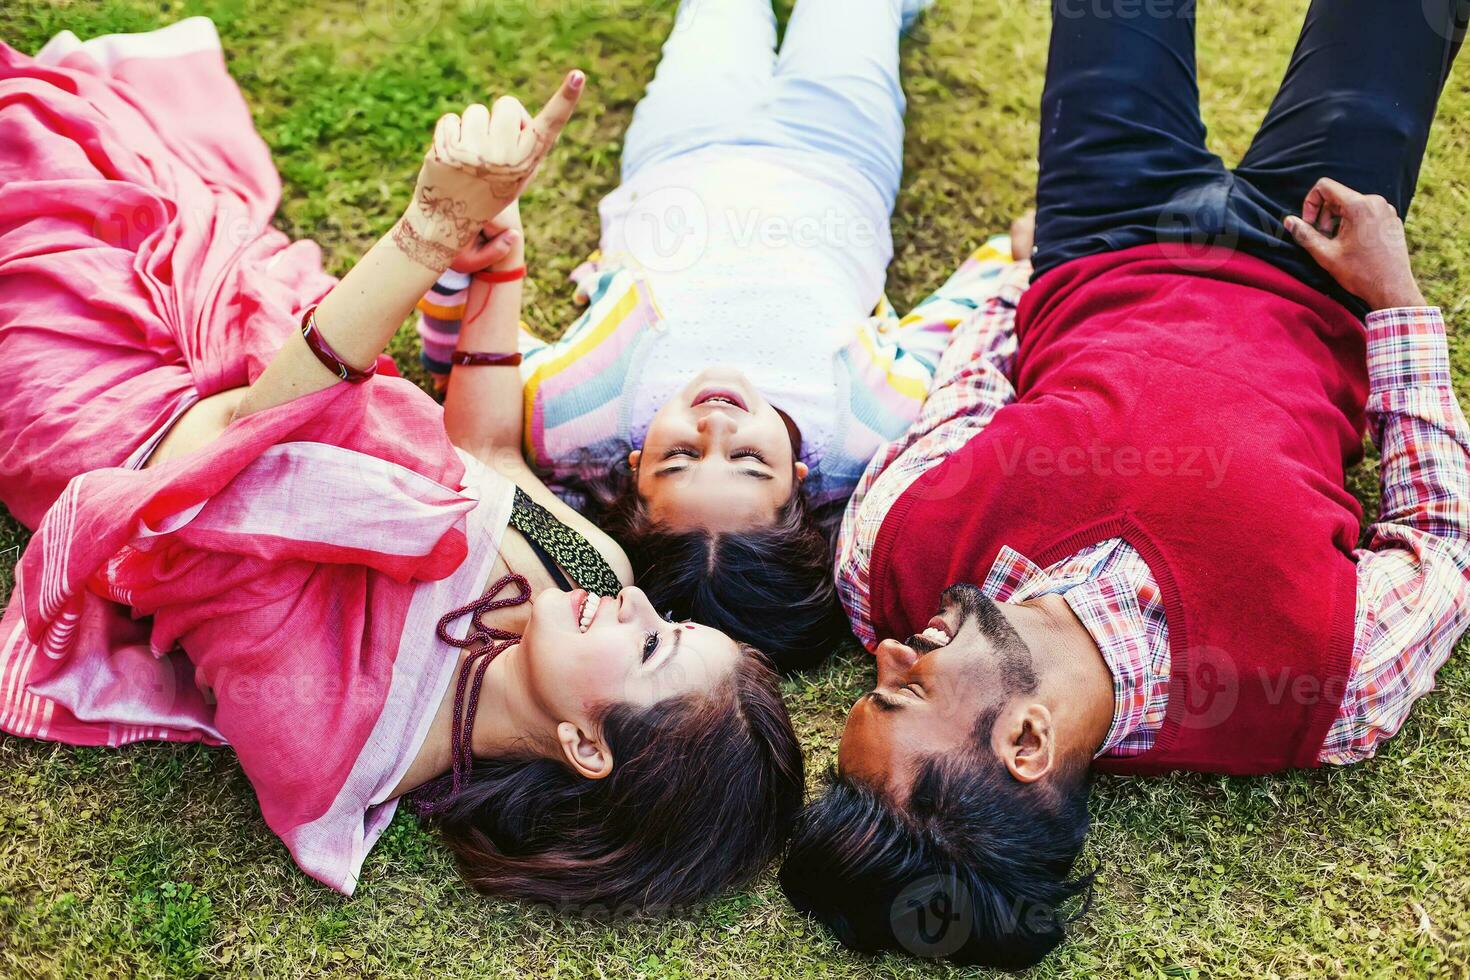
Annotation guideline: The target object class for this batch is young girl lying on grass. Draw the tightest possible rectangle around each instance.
[0,17,802,909]
[419,0,1030,669]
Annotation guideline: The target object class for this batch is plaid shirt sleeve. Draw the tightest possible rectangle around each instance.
[834,255,1031,648]
[1322,307,1470,764]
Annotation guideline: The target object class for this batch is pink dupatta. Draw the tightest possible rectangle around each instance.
[0,19,511,892]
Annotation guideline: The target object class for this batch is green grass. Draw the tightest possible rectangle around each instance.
[2,0,1468,976]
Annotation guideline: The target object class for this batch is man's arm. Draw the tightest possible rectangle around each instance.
[1286,178,1470,763]
[835,249,1030,648]
[1325,307,1470,763]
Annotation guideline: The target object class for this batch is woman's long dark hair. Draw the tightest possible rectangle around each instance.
[422,647,804,913]
[576,453,849,672]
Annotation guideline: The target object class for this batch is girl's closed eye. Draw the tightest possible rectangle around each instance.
[731,449,767,463]
[662,445,699,460]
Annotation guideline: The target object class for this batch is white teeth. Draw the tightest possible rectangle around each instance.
[579,594,601,633]
[921,626,951,647]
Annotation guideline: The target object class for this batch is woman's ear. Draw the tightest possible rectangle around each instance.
[556,720,614,780]
[794,461,810,482]
[995,703,1055,784]
[627,449,642,472]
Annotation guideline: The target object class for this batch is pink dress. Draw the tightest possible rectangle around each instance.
[0,18,512,893]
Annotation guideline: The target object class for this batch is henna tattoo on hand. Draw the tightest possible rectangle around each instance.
[460,129,553,201]
[391,214,459,272]
[411,126,555,242]
[461,160,534,204]
[414,184,482,242]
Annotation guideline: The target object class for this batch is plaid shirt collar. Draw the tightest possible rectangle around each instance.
[981,544,1159,757]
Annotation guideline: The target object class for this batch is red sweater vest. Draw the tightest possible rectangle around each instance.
[869,245,1369,775]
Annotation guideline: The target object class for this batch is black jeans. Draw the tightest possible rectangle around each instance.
[1033,0,1468,316]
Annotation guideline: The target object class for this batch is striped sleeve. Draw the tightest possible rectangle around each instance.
[415,269,473,378]
[1324,307,1470,764]
[887,234,1020,369]
[520,264,662,479]
[840,236,1019,432]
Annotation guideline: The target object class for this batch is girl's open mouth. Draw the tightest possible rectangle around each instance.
[691,388,749,412]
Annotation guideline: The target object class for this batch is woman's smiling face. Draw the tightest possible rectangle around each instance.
[519,585,743,723]
[631,368,808,533]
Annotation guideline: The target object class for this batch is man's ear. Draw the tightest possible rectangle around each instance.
[993,703,1055,784]
[627,449,642,472]
[557,721,614,779]
[794,461,810,482]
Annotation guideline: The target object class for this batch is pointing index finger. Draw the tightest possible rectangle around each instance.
[529,70,585,148]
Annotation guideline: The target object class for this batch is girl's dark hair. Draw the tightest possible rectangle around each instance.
[423,647,804,914]
[577,454,849,672]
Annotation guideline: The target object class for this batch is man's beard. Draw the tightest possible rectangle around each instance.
[907,583,1037,694]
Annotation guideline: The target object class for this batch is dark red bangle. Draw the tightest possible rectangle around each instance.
[450,350,523,368]
[471,265,527,285]
[301,306,377,384]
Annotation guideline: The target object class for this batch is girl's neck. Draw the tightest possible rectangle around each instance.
[468,641,548,759]
[388,640,549,800]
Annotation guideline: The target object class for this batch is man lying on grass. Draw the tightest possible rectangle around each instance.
[778,0,1470,969]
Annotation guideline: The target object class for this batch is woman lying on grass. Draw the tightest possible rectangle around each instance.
[419,0,1019,670]
[0,18,802,909]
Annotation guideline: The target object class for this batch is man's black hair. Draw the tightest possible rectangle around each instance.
[779,709,1095,971]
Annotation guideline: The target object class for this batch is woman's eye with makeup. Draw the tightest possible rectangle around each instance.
[662,446,699,460]
[731,449,767,463]
[641,630,660,662]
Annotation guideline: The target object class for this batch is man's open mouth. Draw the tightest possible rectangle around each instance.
[918,615,953,648]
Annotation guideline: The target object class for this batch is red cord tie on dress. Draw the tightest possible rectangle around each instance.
[412,572,532,817]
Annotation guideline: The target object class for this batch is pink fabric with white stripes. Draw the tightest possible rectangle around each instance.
[0,19,500,892]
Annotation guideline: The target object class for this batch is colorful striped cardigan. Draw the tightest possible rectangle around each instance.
[418,236,1024,506]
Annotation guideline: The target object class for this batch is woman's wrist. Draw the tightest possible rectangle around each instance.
[392,207,467,273]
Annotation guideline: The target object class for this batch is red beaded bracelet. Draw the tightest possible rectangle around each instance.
[472,265,527,285]
[301,306,376,384]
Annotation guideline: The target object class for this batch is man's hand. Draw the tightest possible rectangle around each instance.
[1284,178,1426,311]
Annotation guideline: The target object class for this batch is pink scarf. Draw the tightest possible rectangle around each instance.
[0,18,512,893]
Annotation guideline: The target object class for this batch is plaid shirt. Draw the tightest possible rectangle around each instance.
[836,270,1470,765]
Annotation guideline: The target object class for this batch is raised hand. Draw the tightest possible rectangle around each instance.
[395,70,584,272]
[1284,178,1426,311]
